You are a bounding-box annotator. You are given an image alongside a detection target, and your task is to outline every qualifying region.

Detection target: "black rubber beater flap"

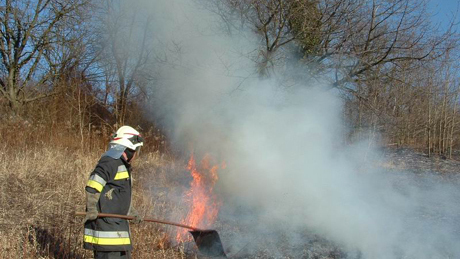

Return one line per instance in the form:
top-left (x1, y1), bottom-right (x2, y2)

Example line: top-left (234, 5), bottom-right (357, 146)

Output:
top-left (189, 230), bottom-right (227, 258)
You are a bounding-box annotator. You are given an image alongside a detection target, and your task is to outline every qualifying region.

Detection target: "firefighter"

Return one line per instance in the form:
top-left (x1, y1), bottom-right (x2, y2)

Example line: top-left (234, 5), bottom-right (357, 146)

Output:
top-left (83, 126), bottom-right (144, 259)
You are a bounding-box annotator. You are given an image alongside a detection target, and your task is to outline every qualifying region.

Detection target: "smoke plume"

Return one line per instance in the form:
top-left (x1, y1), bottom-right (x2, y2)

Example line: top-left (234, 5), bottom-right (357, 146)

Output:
top-left (121, 0), bottom-right (460, 258)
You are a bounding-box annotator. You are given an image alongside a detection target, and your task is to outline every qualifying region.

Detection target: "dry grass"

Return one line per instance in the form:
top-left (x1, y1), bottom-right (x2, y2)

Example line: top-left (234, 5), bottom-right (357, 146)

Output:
top-left (0, 121), bottom-right (197, 258)
top-left (0, 143), bottom-right (95, 258)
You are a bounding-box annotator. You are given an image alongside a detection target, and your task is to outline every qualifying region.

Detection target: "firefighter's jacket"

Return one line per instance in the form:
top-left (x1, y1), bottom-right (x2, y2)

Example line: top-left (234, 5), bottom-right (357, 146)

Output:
top-left (83, 153), bottom-right (133, 252)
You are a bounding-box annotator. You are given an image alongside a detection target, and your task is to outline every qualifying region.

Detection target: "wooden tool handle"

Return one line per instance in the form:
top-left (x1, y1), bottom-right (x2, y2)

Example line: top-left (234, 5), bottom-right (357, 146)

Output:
top-left (75, 212), bottom-right (203, 231)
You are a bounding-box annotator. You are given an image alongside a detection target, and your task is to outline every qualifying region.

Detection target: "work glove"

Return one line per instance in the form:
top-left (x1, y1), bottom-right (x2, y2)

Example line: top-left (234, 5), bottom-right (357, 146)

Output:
top-left (84, 191), bottom-right (100, 223)
top-left (128, 206), bottom-right (143, 224)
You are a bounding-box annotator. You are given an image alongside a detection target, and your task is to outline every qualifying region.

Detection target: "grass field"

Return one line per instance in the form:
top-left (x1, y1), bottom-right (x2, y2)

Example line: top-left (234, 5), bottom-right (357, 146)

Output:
top-left (0, 122), bottom-right (199, 258)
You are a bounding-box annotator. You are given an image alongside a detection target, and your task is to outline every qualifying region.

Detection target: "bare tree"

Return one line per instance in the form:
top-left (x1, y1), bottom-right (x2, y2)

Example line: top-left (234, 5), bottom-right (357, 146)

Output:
top-left (214, 0), bottom-right (460, 153)
top-left (94, 0), bottom-right (154, 126)
top-left (217, 0), bottom-right (322, 75)
top-left (215, 0), bottom-right (455, 82)
top-left (0, 0), bottom-right (90, 115)
top-left (332, 0), bottom-right (454, 90)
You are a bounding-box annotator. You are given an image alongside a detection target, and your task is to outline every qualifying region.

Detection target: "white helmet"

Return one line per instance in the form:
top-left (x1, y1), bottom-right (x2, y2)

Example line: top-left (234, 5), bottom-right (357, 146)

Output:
top-left (110, 126), bottom-right (144, 151)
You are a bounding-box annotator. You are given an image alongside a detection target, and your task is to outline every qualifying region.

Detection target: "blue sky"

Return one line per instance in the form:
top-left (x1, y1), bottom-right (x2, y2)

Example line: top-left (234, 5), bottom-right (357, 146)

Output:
top-left (428, 0), bottom-right (459, 30)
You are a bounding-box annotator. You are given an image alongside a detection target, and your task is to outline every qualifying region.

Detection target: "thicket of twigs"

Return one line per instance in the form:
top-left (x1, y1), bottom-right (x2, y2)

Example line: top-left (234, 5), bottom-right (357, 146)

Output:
top-left (1, 0), bottom-right (459, 158)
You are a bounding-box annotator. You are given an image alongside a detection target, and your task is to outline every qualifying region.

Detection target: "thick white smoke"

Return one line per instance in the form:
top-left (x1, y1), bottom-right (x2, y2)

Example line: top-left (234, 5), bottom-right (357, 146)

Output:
top-left (123, 0), bottom-right (460, 258)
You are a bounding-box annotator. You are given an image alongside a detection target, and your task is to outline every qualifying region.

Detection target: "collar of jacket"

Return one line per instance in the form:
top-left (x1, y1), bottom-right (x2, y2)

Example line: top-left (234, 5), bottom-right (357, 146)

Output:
top-left (102, 144), bottom-right (126, 159)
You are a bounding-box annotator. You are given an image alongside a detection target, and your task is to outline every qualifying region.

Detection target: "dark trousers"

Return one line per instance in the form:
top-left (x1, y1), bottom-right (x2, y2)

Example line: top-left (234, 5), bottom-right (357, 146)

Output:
top-left (94, 251), bottom-right (131, 259)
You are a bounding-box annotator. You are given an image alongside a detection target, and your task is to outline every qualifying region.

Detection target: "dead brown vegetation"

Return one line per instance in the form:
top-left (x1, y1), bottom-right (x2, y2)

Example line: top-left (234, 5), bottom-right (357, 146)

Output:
top-left (0, 120), bottom-right (195, 258)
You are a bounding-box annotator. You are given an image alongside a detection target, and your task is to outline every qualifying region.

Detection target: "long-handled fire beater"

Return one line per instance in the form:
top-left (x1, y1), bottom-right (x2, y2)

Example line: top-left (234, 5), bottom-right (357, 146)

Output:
top-left (76, 212), bottom-right (226, 258)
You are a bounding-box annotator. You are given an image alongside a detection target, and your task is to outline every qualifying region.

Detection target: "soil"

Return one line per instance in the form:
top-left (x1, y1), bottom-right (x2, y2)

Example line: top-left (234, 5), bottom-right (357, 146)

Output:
top-left (381, 147), bottom-right (460, 176)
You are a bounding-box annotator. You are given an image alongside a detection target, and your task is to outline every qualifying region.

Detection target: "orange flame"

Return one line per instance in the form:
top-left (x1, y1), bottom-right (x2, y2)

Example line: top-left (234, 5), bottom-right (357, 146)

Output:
top-left (176, 153), bottom-right (222, 242)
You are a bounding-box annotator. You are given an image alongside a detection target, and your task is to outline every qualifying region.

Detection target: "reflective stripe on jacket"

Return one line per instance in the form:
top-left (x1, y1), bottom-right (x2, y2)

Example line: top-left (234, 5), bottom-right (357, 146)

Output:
top-left (84, 155), bottom-right (133, 251)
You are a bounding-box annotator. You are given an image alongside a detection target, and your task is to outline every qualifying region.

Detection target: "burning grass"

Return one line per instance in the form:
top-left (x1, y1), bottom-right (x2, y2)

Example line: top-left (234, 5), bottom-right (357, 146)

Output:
top-left (176, 153), bottom-right (223, 243)
top-left (0, 121), bottom-right (349, 258)
top-left (0, 140), bottom-right (347, 258)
